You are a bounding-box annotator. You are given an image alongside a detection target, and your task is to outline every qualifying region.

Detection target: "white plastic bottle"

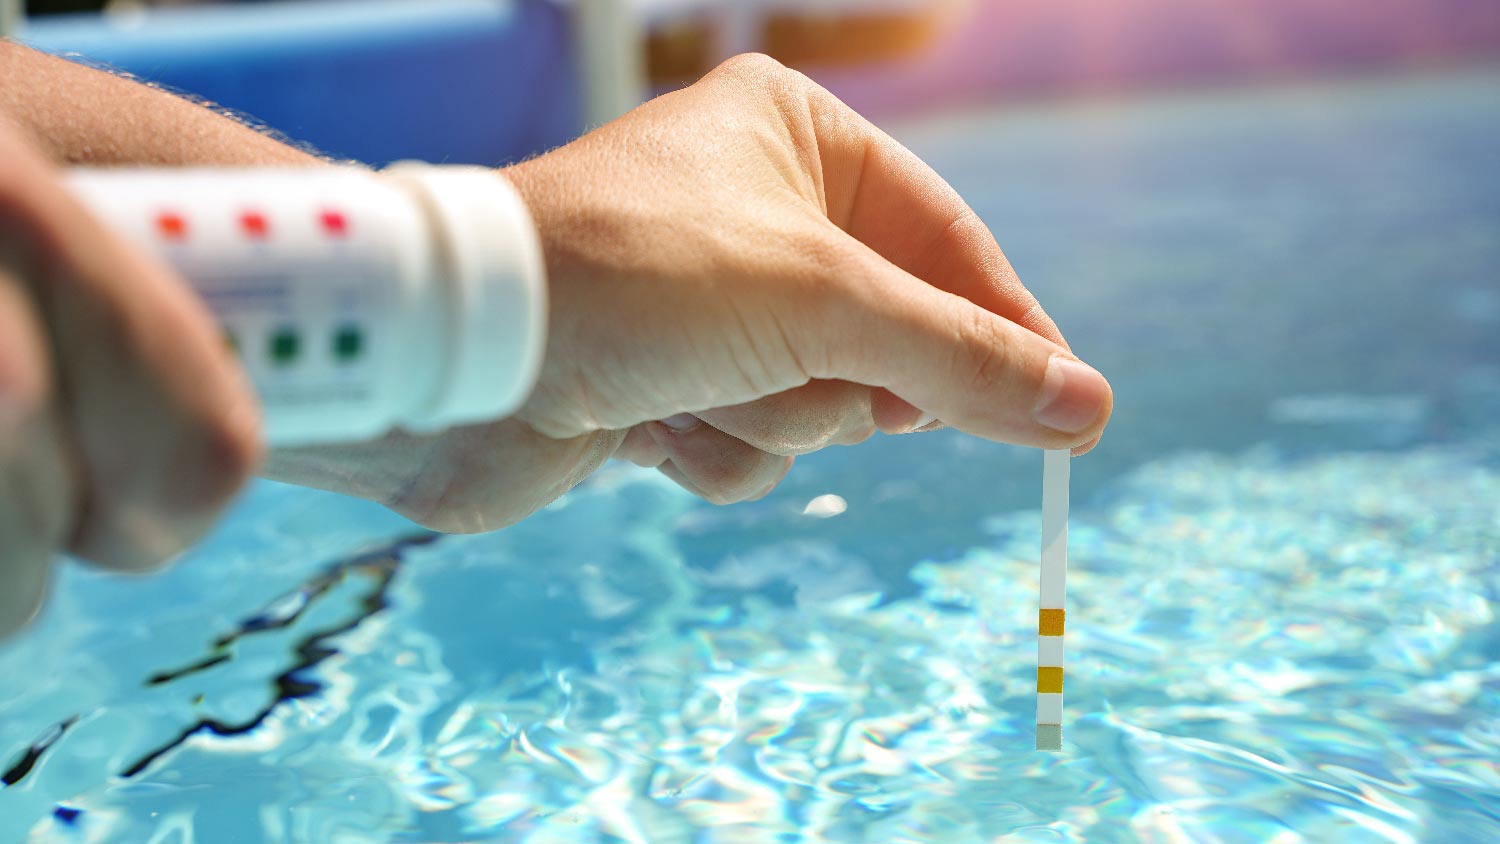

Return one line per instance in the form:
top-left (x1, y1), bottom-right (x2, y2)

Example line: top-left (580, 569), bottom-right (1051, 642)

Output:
top-left (65, 164), bottom-right (547, 447)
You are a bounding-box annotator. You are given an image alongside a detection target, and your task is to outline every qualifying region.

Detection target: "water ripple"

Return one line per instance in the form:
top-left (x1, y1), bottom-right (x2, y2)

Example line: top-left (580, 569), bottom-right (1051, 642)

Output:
top-left (1, 444), bottom-right (1497, 842)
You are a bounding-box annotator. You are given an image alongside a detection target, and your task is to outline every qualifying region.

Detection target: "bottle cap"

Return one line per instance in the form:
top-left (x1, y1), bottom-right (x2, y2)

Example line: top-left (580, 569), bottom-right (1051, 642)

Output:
top-left (382, 163), bottom-right (548, 431)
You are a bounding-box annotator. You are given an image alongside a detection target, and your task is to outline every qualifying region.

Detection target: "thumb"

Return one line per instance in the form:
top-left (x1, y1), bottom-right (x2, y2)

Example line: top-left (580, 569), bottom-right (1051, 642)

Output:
top-left (805, 244), bottom-right (1112, 450)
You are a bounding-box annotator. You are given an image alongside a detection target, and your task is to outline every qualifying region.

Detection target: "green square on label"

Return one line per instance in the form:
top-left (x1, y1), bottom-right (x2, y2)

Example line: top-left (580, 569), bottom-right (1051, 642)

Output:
top-left (270, 327), bottom-right (300, 365)
top-left (333, 325), bottom-right (363, 362)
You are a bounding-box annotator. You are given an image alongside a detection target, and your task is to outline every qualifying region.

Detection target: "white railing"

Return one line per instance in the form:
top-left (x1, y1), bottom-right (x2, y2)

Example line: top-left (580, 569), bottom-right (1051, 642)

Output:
top-left (571, 0), bottom-right (649, 128)
top-left (0, 0), bottom-right (23, 39)
top-left (569, 0), bottom-right (939, 126)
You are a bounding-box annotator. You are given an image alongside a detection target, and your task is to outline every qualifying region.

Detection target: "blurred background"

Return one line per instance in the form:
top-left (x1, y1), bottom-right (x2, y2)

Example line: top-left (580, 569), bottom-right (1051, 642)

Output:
top-left (7, 0), bottom-right (1500, 165)
top-left (4, 5), bottom-right (1500, 841)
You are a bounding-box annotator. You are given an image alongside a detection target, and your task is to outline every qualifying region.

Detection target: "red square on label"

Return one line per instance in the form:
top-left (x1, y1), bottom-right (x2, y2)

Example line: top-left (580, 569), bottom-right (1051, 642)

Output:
top-left (240, 212), bottom-right (270, 239)
top-left (319, 210), bottom-right (348, 237)
top-left (157, 212), bottom-right (187, 240)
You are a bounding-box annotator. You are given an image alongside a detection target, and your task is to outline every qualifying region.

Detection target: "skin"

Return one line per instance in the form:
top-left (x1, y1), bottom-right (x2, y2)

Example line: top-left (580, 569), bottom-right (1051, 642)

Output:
top-left (0, 116), bottom-right (261, 632)
top-left (0, 45), bottom-right (1112, 636)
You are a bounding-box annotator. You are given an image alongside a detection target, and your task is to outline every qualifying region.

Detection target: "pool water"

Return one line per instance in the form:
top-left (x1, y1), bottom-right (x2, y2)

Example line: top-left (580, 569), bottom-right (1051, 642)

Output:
top-left (2, 66), bottom-right (1498, 843)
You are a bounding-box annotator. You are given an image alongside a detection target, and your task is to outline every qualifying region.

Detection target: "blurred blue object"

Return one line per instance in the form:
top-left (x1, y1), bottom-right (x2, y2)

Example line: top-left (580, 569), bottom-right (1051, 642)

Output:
top-left (20, 0), bottom-right (582, 166)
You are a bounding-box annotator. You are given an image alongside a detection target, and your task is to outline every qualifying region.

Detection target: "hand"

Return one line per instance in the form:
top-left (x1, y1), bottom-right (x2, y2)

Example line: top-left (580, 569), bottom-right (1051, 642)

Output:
top-left (0, 116), bottom-right (261, 637)
top-left (513, 52), bottom-right (1111, 445)
top-left (265, 54), bottom-right (1111, 529)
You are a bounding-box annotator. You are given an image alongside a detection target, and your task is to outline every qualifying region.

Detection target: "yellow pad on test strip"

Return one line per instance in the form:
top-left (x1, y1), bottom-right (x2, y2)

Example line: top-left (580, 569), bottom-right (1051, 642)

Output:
top-left (1038, 608), bottom-right (1065, 636)
top-left (1036, 449), bottom-right (1069, 751)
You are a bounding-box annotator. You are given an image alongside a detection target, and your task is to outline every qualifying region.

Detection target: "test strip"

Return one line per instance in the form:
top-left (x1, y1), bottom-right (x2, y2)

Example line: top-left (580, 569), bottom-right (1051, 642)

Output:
top-left (1037, 449), bottom-right (1069, 751)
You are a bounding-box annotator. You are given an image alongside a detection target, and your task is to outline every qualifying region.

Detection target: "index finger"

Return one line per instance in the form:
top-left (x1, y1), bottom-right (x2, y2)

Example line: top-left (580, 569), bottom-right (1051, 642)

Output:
top-left (802, 81), bottom-right (1067, 350)
top-left (791, 232), bottom-right (1112, 452)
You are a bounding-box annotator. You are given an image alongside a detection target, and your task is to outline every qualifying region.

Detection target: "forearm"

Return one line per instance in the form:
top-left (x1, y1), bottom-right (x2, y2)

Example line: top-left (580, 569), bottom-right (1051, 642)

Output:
top-left (0, 40), bottom-right (320, 166)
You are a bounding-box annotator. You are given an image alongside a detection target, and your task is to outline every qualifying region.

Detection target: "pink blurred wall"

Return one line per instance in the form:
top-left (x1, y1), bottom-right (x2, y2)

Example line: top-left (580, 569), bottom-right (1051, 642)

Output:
top-left (812, 0), bottom-right (1500, 115)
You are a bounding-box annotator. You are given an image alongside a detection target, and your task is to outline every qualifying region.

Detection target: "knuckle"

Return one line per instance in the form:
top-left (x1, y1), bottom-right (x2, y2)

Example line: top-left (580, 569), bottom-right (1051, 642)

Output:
top-left (784, 231), bottom-right (863, 379)
top-left (791, 223), bottom-right (850, 281)
top-left (953, 309), bottom-right (1017, 396)
top-left (711, 53), bottom-right (815, 111)
top-left (717, 52), bottom-right (787, 82)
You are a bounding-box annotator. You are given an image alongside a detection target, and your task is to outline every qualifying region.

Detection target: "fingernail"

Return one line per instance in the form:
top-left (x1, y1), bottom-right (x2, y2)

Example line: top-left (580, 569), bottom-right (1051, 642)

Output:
top-left (659, 413), bottom-right (701, 432)
top-left (911, 412), bottom-right (937, 431)
top-left (1033, 356), bottom-right (1109, 434)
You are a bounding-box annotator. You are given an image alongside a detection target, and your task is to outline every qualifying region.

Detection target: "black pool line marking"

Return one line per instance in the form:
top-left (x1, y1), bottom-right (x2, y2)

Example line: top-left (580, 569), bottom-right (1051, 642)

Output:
top-left (1, 716), bottom-right (79, 787)
top-left (121, 533), bottom-right (437, 778)
top-left (0, 533), bottom-right (437, 787)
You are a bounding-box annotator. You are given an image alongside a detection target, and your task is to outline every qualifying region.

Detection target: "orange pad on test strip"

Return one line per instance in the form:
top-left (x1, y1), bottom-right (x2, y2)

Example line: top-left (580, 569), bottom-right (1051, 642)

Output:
top-left (1038, 608), bottom-right (1065, 636)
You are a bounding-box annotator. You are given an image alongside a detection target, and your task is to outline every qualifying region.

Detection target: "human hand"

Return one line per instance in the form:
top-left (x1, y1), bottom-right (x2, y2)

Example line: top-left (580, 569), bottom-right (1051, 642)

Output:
top-left (511, 53), bottom-right (1111, 450)
top-left (265, 54), bottom-right (1111, 529)
top-left (0, 117), bottom-right (261, 637)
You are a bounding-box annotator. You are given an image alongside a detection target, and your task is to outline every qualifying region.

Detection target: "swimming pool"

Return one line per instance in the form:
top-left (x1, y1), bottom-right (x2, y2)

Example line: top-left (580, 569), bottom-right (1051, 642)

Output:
top-left (2, 65), bottom-right (1497, 842)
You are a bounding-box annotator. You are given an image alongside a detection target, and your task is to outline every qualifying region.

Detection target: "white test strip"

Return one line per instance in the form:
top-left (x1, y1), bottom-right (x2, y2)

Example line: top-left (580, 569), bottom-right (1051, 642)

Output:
top-left (1036, 448), bottom-right (1069, 751)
